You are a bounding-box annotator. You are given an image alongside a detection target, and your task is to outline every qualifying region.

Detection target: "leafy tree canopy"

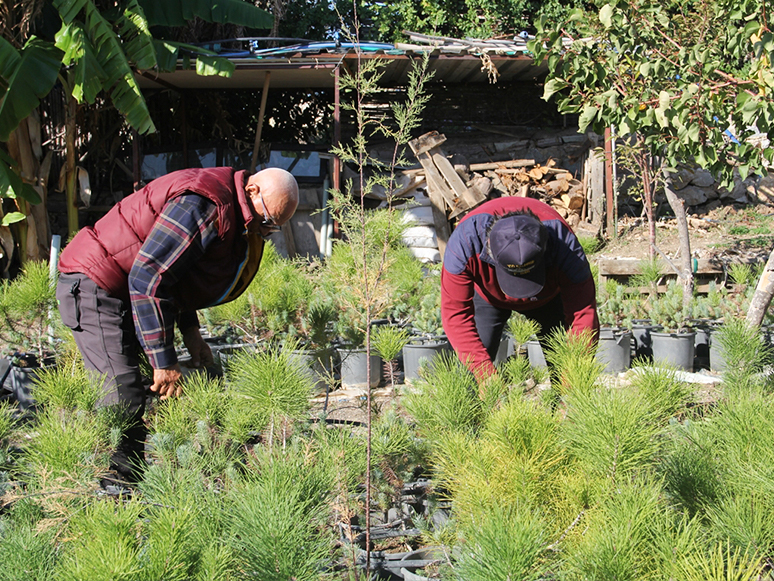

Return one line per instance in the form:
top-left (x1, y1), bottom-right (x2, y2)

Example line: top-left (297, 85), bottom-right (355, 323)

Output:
top-left (529, 0), bottom-right (774, 187)
top-left (367, 0), bottom-right (582, 42)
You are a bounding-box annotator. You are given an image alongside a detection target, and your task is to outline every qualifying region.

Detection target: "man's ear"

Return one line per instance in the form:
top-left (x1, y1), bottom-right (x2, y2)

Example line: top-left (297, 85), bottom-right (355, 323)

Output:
top-left (245, 182), bottom-right (258, 195)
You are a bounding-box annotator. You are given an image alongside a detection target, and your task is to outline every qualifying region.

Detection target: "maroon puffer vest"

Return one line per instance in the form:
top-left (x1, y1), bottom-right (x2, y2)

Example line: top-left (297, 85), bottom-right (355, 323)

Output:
top-left (59, 167), bottom-right (255, 311)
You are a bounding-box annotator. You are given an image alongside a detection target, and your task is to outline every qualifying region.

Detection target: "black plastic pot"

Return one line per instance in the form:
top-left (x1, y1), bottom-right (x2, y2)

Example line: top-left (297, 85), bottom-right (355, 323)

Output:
top-left (338, 348), bottom-right (381, 389)
top-left (402, 338), bottom-right (452, 382)
top-left (596, 327), bottom-right (632, 373)
top-left (651, 331), bottom-right (696, 371)
top-left (631, 320), bottom-right (661, 359)
top-left (289, 347), bottom-right (335, 394)
top-left (0, 354), bottom-right (50, 412)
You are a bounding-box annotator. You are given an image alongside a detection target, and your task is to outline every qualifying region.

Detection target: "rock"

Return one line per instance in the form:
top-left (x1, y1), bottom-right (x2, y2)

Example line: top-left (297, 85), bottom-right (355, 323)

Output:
top-left (671, 167), bottom-right (696, 190)
top-left (752, 175), bottom-right (774, 205)
top-left (691, 169), bottom-right (715, 188)
top-left (677, 185), bottom-right (709, 206)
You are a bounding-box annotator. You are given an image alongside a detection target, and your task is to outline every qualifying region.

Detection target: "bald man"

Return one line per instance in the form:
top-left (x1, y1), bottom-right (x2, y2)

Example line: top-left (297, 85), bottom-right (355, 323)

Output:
top-left (57, 167), bottom-right (299, 485)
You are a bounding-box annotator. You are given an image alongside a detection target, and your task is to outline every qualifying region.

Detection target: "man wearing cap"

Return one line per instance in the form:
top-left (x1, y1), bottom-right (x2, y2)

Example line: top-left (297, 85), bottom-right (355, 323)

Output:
top-left (441, 196), bottom-right (598, 380)
top-left (56, 166), bottom-right (299, 485)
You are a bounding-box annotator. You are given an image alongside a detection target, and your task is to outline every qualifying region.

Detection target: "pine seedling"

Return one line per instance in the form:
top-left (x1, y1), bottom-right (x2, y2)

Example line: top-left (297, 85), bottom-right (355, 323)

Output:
top-left (403, 351), bottom-right (484, 439)
top-left (728, 262), bottom-right (756, 288)
top-left (55, 499), bottom-right (144, 581)
top-left (507, 314), bottom-right (541, 354)
top-left (678, 541), bottom-right (764, 581)
top-left (0, 400), bottom-right (17, 443)
top-left (226, 341), bottom-right (313, 447)
top-left (228, 449), bottom-right (335, 581)
top-left (25, 406), bottom-right (111, 487)
top-left (648, 509), bottom-right (706, 580)
top-left (498, 353), bottom-right (532, 390)
top-left (713, 318), bottom-right (769, 392)
top-left (628, 362), bottom-right (691, 422)
top-left (371, 325), bottom-right (410, 389)
top-left (454, 503), bottom-right (548, 581)
top-left (0, 519), bottom-right (58, 581)
top-left (561, 387), bottom-right (660, 484)
top-left (630, 258), bottom-right (664, 301)
top-left (563, 476), bottom-right (663, 580)
top-left (660, 423), bottom-right (722, 517)
top-left (483, 397), bottom-right (561, 466)
top-left (30, 352), bottom-right (103, 411)
top-left (544, 328), bottom-right (602, 397)
top-left (707, 491), bottom-right (774, 558)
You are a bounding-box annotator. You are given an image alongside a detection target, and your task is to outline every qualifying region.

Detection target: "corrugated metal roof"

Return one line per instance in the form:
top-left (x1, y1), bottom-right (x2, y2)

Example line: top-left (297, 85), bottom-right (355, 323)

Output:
top-left (136, 37), bottom-right (548, 91)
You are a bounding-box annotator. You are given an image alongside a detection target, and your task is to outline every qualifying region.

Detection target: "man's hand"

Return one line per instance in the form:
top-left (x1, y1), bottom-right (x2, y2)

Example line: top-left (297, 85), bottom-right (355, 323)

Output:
top-left (150, 364), bottom-right (183, 400)
top-left (181, 327), bottom-right (214, 368)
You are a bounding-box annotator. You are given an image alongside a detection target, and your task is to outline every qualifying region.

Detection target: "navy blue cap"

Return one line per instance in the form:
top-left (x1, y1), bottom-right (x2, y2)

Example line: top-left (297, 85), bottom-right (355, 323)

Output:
top-left (488, 214), bottom-right (548, 299)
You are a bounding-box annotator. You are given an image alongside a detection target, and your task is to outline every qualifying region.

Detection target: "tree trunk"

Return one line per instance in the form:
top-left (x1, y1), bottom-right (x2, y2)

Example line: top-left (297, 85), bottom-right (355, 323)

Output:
top-left (7, 120), bottom-right (43, 262)
top-left (65, 95), bottom-right (79, 236)
top-left (662, 163), bottom-right (693, 309)
top-left (746, 248), bottom-right (774, 327)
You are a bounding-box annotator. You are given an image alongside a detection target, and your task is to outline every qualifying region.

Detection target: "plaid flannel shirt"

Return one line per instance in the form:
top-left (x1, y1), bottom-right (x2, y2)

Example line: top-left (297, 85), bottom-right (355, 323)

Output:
top-left (128, 194), bottom-right (219, 369)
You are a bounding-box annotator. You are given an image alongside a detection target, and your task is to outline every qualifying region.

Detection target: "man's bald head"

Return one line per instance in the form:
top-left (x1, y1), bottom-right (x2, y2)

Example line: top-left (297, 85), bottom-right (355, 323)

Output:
top-left (245, 168), bottom-right (299, 231)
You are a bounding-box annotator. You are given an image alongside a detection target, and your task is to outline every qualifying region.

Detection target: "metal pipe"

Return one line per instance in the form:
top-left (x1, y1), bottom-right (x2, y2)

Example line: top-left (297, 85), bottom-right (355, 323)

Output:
top-left (320, 176), bottom-right (330, 259)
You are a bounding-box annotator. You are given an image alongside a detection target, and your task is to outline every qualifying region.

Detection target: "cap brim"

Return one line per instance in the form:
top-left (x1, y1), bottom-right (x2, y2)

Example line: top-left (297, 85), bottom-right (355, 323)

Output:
top-left (495, 260), bottom-right (546, 299)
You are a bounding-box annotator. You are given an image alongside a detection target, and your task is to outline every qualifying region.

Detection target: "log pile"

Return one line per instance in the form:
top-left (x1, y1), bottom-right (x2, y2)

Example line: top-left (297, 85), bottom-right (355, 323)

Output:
top-left (403, 132), bottom-right (586, 233)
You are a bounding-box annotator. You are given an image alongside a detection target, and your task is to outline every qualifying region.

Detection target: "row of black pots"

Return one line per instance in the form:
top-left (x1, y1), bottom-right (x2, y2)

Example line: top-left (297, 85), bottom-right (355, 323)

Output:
top-left (597, 321), bottom-right (733, 374)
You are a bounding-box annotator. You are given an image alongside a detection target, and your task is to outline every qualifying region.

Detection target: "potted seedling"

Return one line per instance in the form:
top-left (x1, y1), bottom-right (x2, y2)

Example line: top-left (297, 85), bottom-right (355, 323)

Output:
top-left (595, 279), bottom-right (634, 373)
top-left (649, 280), bottom-right (695, 371)
top-left (402, 270), bottom-right (453, 382)
top-left (0, 261), bottom-right (59, 411)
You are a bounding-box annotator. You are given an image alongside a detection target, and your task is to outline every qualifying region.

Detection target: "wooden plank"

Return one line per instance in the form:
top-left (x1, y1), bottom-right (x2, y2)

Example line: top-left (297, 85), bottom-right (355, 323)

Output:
top-left (469, 159), bottom-right (535, 171)
top-left (430, 149), bottom-right (484, 209)
top-left (416, 151), bottom-right (457, 209)
top-left (597, 257), bottom-right (723, 276)
top-left (408, 131), bottom-right (447, 156)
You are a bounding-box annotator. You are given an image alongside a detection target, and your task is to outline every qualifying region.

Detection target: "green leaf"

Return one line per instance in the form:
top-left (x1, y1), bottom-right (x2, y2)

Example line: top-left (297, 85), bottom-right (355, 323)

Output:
top-left (81, 0), bottom-right (155, 134)
top-left (137, 0), bottom-right (272, 29)
top-left (0, 37), bottom-right (62, 142)
top-left (52, 0), bottom-right (88, 24)
top-left (599, 4), bottom-right (614, 29)
top-left (195, 55), bottom-right (234, 77)
top-left (658, 90), bottom-right (671, 111)
top-left (0, 155), bottom-right (22, 198)
top-left (118, 0), bottom-right (157, 71)
top-left (687, 124), bottom-right (700, 142)
top-left (55, 22), bottom-right (106, 103)
top-left (1, 212), bottom-right (26, 226)
top-left (543, 78), bottom-right (565, 100)
top-left (20, 183), bottom-right (42, 204)
top-left (153, 40), bottom-right (179, 72)
top-left (578, 104), bottom-right (598, 132)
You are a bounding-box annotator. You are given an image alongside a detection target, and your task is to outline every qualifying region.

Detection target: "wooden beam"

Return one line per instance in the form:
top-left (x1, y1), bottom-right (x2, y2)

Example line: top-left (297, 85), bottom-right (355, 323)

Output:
top-left (250, 71), bottom-right (271, 174)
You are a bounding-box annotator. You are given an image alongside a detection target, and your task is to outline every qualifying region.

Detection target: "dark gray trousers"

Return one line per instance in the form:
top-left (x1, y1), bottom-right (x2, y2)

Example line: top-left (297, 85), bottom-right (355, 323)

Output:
top-left (56, 272), bottom-right (147, 483)
top-left (473, 291), bottom-right (566, 362)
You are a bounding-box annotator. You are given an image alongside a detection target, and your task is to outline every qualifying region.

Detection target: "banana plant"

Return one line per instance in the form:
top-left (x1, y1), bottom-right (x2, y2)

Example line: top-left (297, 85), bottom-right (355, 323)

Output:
top-left (0, 0), bottom-right (272, 256)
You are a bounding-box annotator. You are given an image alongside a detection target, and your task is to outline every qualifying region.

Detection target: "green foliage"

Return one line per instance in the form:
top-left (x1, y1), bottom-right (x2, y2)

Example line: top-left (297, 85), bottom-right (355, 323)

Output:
top-left (24, 406), bottom-right (111, 487)
top-left (370, 0), bottom-right (581, 43)
top-left (562, 386), bottom-right (661, 483)
top-left (661, 421), bottom-right (723, 516)
top-left (455, 503), bottom-right (547, 581)
top-left (563, 477), bottom-right (664, 580)
top-left (56, 499), bottom-right (144, 581)
top-left (228, 449), bottom-right (334, 581)
top-left (544, 328), bottom-right (602, 396)
top-left (0, 260), bottom-right (56, 354)
top-left (628, 363), bottom-right (691, 422)
top-left (506, 313), bottom-right (541, 348)
top-left (597, 279), bottom-right (634, 328)
top-left (714, 318), bottom-right (770, 390)
top-left (404, 352), bottom-right (484, 439)
top-left (530, 0), bottom-right (774, 188)
top-left (0, 520), bottom-right (58, 581)
top-left (649, 280), bottom-right (693, 332)
top-left (678, 541), bottom-right (764, 581)
top-left (225, 342), bottom-right (313, 445)
top-left (30, 352), bottom-right (102, 411)
top-left (371, 325), bottom-right (410, 362)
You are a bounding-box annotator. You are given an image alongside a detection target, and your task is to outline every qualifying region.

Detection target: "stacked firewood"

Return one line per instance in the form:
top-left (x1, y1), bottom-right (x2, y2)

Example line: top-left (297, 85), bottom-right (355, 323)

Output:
top-left (477, 158), bottom-right (585, 228)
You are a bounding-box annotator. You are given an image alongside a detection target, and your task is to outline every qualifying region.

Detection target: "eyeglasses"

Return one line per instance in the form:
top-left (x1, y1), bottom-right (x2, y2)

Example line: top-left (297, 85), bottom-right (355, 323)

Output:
top-left (258, 191), bottom-right (281, 232)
